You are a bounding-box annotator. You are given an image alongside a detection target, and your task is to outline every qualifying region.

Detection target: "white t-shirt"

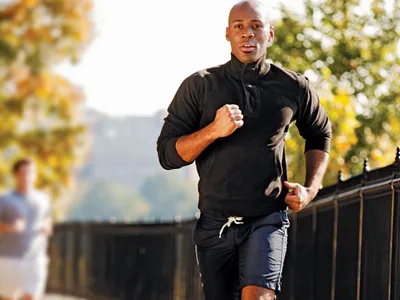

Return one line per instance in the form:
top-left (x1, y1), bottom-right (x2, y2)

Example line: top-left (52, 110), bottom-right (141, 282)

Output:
top-left (0, 189), bottom-right (51, 259)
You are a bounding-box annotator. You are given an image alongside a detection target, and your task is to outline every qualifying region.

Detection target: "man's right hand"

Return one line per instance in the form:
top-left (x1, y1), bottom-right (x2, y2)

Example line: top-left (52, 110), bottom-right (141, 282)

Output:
top-left (212, 104), bottom-right (244, 138)
top-left (13, 219), bottom-right (26, 233)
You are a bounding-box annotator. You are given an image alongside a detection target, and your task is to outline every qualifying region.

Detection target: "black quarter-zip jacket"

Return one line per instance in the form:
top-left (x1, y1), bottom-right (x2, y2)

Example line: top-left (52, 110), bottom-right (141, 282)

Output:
top-left (157, 54), bottom-right (332, 216)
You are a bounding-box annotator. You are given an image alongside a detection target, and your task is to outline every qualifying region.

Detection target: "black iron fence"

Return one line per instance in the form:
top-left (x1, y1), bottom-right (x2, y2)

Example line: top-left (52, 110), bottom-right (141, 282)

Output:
top-left (47, 220), bottom-right (202, 300)
top-left (47, 149), bottom-right (400, 300)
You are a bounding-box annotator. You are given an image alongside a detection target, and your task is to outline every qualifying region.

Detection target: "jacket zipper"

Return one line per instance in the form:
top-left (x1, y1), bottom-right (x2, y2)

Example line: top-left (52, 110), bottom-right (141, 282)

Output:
top-left (240, 66), bottom-right (249, 114)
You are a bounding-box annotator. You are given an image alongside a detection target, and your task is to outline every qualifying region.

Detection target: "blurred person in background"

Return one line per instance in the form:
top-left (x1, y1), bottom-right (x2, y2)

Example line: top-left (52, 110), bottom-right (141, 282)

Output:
top-left (0, 158), bottom-right (52, 300)
top-left (157, 0), bottom-right (331, 299)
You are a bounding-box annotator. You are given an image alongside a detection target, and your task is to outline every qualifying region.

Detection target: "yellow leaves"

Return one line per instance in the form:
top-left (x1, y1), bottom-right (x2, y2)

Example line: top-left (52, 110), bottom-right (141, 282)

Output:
top-left (328, 93), bottom-right (359, 162)
top-left (0, 0), bottom-right (93, 70)
top-left (287, 35), bottom-right (295, 44)
top-left (372, 5), bottom-right (385, 16)
top-left (29, 71), bottom-right (83, 121)
top-left (321, 67), bottom-right (331, 80)
top-left (285, 135), bottom-right (298, 151)
top-left (47, 155), bottom-right (58, 167)
top-left (1, 63), bottom-right (33, 98)
top-left (21, 0), bottom-right (37, 8)
top-left (61, 175), bottom-right (71, 188)
top-left (387, 115), bottom-right (400, 134)
top-left (82, 0), bottom-right (93, 12)
top-left (286, 91), bottom-right (360, 187)
top-left (34, 76), bottom-right (51, 99)
top-left (370, 148), bottom-right (385, 164)
top-left (0, 1), bottom-right (92, 214)
top-left (272, 0), bottom-right (400, 183)
top-left (3, 31), bottom-right (19, 47)
top-left (13, 4), bottom-right (26, 23)
top-left (74, 19), bottom-right (92, 42)
top-left (361, 48), bottom-right (372, 61)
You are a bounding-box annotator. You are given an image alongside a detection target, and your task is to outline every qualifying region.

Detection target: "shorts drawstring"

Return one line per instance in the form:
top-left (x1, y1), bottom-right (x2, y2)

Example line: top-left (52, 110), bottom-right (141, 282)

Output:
top-left (219, 216), bottom-right (243, 238)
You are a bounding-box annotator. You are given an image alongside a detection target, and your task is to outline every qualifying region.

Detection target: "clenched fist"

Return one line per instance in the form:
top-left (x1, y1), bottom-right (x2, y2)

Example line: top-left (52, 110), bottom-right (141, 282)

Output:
top-left (283, 181), bottom-right (315, 212)
top-left (13, 219), bottom-right (26, 233)
top-left (212, 104), bottom-right (244, 138)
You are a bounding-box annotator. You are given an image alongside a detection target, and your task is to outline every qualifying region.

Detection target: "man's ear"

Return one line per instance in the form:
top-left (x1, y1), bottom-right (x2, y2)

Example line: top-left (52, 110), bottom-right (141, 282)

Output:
top-left (225, 27), bottom-right (230, 41)
top-left (269, 25), bottom-right (275, 41)
top-left (267, 25), bottom-right (275, 46)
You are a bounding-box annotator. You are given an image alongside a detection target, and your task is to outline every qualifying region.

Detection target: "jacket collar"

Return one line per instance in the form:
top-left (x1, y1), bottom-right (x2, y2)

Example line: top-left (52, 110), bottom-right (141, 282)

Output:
top-left (226, 53), bottom-right (270, 79)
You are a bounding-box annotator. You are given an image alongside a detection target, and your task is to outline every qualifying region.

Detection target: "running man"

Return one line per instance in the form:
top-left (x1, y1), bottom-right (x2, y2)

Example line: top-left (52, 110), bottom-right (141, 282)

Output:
top-left (0, 158), bottom-right (52, 300)
top-left (157, 1), bottom-right (332, 299)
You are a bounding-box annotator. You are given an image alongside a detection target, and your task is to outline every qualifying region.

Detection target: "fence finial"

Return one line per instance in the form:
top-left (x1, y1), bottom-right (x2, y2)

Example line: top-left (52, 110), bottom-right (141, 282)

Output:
top-left (363, 158), bottom-right (370, 172)
top-left (338, 170), bottom-right (343, 182)
top-left (174, 215), bottom-right (182, 223)
top-left (396, 147), bottom-right (400, 163)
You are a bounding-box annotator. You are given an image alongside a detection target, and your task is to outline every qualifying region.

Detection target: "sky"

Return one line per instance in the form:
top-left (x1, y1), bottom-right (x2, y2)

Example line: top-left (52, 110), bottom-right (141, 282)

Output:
top-left (56, 0), bottom-right (304, 117)
top-left (55, 0), bottom-right (392, 117)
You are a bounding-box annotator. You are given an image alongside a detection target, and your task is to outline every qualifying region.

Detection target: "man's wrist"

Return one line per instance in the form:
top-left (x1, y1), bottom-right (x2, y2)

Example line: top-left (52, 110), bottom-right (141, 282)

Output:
top-left (305, 185), bottom-right (319, 200)
top-left (1, 224), bottom-right (17, 233)
top-left (1, 224), bottom-right (12, 233)
top-left (205, 122), bottom-right (220, 141)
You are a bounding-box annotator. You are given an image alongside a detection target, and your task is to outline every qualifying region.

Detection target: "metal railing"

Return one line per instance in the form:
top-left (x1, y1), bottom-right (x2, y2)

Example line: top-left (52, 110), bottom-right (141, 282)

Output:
top-left (47, 148), bottom-right (400, 300)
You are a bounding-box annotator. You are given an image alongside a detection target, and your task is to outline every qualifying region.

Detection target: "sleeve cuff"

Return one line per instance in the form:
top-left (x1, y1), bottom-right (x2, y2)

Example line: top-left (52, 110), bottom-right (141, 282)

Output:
top-left (164, 137), bottom-right (191, 169)
top-left (305, 136), bottom-right (331, 154)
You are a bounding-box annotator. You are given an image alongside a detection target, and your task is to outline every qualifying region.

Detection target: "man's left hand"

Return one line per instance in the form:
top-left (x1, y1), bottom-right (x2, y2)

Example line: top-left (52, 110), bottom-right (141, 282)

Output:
top-left (39, 218), bottom-right (53, 236)
top-left (283, 181), bottom-right (317, 212)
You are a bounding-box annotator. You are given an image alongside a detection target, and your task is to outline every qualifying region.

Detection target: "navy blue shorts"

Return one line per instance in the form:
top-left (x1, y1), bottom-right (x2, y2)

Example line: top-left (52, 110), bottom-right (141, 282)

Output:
top-left (193, 210), bottom-right (290, 300)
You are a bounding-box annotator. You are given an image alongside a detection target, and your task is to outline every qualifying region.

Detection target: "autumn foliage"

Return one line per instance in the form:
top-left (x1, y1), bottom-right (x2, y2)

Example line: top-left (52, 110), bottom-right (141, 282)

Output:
top-left (0, 0), bottom-right (93, 207)
top-left (268, 0), bottom-right (400, 186)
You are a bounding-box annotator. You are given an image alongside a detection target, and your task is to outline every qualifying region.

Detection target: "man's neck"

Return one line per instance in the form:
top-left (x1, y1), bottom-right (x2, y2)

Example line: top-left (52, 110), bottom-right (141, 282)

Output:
top-left (16, 186), bottom-right (33, 196)
top-left (230, 53), bottom-right (270, 75)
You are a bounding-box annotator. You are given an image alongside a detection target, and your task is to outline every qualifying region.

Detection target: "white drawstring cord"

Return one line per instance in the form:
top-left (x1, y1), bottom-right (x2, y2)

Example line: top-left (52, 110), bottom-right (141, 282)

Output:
top-left (218, 216), bottom-right (244, 238)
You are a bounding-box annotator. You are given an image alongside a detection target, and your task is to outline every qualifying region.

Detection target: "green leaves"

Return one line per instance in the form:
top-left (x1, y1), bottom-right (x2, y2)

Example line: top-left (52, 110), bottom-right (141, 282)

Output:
top-left (0, 39), bottom-right (16, 59)
top-left (269, 0), bottom-right (400, 186)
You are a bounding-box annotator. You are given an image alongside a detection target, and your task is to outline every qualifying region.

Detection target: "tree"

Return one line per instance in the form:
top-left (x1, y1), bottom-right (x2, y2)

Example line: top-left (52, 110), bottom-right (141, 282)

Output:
top-left (67, 180), bottom-right (150, 222)
top-left (267, 0), bottom-right (400, 185)
top-left (0, 0), bottom-right (93, 210)
top-left (284, 92), bottom-right (359, 187)
top-left (140, 174), bottom-right (198, 220)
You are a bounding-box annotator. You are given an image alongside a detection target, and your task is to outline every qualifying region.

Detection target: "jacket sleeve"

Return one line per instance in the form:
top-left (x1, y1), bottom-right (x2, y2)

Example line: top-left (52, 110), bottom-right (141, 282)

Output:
top-left (156, 74), bottom-right (203, 170)
top-left (295, 76), bottom-right (332, 153)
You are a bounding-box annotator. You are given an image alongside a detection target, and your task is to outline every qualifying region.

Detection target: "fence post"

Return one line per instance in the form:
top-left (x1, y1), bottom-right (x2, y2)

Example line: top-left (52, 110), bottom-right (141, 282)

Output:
top-left (173, 217), bottom-right (186, 300)
top-left (79, 223), bottom-right (90, 298)
top-left (391, 147), bottom-right (400, 299)
top-left (64, 225), bottom-right (72, 294)
top-left (288, 211), bottom-right (297, 300)
top-left (330, 170), bottom-right (342, 300)
top-left (356, 158), bottom-right (369, 300)
top-left (387, 152), bottom-right (398, 300)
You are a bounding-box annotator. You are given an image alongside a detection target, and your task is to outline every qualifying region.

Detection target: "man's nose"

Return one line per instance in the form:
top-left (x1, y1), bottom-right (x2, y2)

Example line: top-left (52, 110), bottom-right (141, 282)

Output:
top-left (242, 28), bottom-right (255, 38)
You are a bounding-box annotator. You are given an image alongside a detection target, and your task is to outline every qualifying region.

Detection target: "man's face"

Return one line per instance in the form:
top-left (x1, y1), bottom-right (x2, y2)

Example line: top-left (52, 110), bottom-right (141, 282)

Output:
top-left (226, 2), bottom-right (274, 64)
top-left (15, 163), bottom-right (37, 188)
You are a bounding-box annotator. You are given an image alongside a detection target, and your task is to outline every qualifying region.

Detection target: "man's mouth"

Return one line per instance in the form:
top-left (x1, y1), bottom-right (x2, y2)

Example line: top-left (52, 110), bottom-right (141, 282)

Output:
top-left (240, 43), bottom-right (256, 53)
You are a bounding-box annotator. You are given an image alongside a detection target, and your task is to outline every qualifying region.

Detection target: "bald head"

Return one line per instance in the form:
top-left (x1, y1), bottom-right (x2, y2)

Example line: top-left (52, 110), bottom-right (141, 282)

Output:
top-left (228, 0), bottom-right (270, 26)
top-left (225, 0), bottom-right (274, 64)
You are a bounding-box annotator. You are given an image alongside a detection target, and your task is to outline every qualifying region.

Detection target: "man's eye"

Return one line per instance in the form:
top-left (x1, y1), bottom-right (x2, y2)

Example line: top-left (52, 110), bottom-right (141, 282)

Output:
top-left (253, 24), bottom-right (262, 29)
top-left (234, 25), bottom-right (242, 29)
